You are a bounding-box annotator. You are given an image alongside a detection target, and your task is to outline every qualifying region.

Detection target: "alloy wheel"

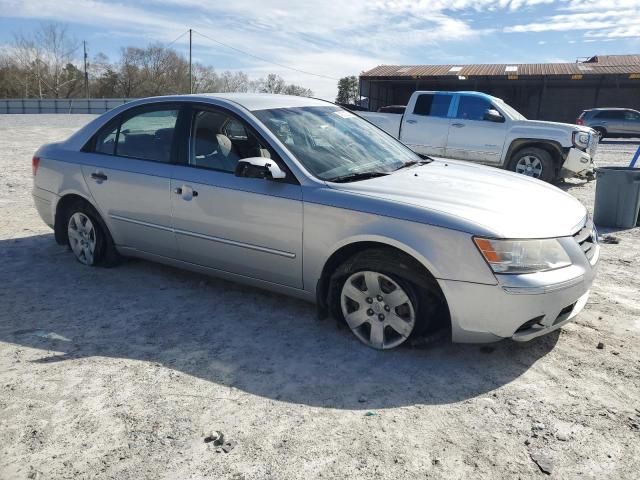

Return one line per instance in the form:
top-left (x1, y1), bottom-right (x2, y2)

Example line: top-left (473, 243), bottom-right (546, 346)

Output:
top-left (340, 271), bottom-right (416, 349)
top-left (515, 155), bottom-right (543, 178)
top-left (67, 212), bottom-right (97, 265)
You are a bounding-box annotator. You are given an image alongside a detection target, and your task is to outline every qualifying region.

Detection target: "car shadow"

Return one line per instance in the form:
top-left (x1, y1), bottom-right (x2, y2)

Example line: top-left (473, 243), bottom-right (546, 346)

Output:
top-left (0, 233), bottom-right (560, 410)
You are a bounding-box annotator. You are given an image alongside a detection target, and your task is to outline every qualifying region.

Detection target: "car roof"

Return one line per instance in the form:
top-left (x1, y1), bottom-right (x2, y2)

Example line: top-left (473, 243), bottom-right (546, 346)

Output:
top-left (184, 93), bottom-right (332, 111)
top-left (585, 107), bottom-right (634, 111)
top-left (414, 90), bottom-right (499, 101)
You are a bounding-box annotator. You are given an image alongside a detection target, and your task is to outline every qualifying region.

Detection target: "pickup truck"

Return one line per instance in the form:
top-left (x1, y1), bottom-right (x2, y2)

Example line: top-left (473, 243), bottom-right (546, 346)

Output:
top-left (360, 91), bottom-right (597, 182)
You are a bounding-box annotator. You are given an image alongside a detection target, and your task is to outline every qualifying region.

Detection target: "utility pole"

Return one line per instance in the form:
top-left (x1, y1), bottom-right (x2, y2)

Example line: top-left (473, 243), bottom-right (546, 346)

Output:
top-left (189, 28), bottom-right (193, 94)
top-left (83, 41), bottom-right (89, 98)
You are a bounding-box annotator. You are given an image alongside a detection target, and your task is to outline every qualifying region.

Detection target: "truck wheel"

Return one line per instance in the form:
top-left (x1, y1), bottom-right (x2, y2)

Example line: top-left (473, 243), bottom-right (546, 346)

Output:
top-left (508, 147), bottom-right (556, 182)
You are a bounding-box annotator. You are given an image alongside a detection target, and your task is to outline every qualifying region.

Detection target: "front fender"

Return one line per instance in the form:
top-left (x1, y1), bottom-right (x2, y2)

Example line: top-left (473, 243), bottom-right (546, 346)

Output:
top-left (302, 201), bottom-right (497, 296)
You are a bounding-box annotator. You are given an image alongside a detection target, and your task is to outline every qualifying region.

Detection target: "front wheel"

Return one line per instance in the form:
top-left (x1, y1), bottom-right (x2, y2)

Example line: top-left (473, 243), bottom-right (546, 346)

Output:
top-left (507, 147), bottom-right (556, 183)
top-left (329, 249), bottom-right (442, 350)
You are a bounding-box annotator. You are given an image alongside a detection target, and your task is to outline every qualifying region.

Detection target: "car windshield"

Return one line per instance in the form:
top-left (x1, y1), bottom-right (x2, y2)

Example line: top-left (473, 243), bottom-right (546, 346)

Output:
top-left (495, 99), bottom-right (527, 120)
top-left (253, 106), bottom-right (421, 181)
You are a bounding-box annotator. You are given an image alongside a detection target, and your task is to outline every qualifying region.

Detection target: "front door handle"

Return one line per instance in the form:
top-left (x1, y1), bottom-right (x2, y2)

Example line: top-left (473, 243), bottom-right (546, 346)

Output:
top-left (91, 171), bottom-right (108, 181)
top-left (451, 123), bottom-right (465, 128)
top-left (405, 119), bottom-right (417, 124)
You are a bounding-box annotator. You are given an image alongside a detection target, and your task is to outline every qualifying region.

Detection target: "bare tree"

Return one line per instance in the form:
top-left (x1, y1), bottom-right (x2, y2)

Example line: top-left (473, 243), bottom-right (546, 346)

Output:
top-left (2, 23), bottom-right (314, 99)
top-left (11, 23), bottom-right (80, 98)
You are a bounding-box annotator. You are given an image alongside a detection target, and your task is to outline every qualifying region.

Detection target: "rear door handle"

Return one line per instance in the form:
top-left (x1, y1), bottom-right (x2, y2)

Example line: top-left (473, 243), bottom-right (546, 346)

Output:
top-left (175, 185), bottom-right (198, 199)
top-left (451, 123), bottom-right (465, 128)
top-left (91, 172), bottom-right (108, 181)
top-left (405, 119), bottom-right (417, 124)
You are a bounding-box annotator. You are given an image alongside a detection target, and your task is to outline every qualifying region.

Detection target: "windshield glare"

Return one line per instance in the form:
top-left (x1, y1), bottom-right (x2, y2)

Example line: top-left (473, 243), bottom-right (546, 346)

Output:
top-left (253, 106), bottom-right (420, 181)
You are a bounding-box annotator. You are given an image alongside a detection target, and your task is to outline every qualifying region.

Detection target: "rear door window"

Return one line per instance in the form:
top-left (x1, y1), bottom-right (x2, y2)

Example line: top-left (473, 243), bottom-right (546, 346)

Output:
top-left (88, 106), bottom-right (179, 163)
top-left (118, 110), bottom-right (179, 163)
top-left (456, 96), bottom-right (493, 121)
top-left (413, 94), bottom-right (452, 117)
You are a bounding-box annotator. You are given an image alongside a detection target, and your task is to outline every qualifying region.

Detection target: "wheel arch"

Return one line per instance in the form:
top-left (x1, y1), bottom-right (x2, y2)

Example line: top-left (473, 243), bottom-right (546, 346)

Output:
top-left (53, 192), bottom-right (101, 245)
top-left (506, 139), bottom-right (565, 170)
top-left (315, 238), bottom-right (450, 329)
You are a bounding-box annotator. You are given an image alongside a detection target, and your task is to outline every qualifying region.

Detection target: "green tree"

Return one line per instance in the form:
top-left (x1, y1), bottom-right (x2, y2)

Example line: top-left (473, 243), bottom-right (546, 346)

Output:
top-left (335, 75), bottom-right (359, 104)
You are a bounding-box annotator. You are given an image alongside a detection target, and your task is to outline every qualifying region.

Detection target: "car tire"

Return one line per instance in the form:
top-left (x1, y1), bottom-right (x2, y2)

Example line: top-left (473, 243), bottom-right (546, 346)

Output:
top-left (64, 200), bottom-right (121, 267)
top-left (593, 127), bottom-right (606, 139)
top-left (328, 248), bottom-right (442, 350)
top-left (507, 147), bottom-right (556, 183)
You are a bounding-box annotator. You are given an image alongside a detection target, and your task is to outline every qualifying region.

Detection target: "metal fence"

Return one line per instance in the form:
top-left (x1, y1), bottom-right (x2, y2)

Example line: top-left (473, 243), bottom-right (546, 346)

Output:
top-left (0, 98), bottom-right (137, 114)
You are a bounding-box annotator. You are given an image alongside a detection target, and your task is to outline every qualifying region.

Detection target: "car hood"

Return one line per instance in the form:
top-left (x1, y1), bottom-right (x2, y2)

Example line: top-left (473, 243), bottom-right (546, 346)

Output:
top-left (328, 160), bottom-right (587, 238)
top-left (512, 119), bottom-right (592, 133)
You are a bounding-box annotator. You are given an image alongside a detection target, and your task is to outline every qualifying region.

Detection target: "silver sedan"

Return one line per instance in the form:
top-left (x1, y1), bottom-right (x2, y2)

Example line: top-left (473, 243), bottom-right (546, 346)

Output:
top-left (32, 94), bottom-right (599, 349)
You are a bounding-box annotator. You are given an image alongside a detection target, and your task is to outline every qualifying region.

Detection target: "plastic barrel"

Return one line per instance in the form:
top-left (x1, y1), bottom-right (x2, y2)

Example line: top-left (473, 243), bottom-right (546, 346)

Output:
top-left (593, 167), bottom-right (640, 228)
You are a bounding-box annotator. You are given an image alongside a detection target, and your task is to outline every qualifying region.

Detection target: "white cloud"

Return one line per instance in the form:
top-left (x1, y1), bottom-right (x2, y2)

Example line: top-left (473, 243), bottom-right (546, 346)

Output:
top-left (1, 0), bottom-right (638, 100)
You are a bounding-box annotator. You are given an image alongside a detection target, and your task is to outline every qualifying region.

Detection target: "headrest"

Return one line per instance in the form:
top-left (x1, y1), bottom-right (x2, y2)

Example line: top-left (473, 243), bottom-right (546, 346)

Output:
top-left (216, 134), bottom-right (233, 157)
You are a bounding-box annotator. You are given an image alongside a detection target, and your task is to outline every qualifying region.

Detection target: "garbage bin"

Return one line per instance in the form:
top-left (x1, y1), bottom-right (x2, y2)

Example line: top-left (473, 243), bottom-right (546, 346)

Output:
top-left (593, 167), bottom-right (640, 228)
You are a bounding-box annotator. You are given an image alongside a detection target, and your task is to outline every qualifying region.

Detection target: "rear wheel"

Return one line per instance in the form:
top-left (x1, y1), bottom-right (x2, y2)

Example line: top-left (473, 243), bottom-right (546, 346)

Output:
top-left (329, 249), bottom-right (442, 350)
top-left (508, 147), bottom-right (556, 183)
top-left (63, 201), bottom-right (120, 267)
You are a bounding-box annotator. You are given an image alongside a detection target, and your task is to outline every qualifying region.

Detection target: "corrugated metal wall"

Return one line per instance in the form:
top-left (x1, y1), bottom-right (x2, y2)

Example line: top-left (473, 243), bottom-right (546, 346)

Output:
top-left (361, 77), bottom-right (640, 123)
top-left (0, 98), bottom-right (136, 114)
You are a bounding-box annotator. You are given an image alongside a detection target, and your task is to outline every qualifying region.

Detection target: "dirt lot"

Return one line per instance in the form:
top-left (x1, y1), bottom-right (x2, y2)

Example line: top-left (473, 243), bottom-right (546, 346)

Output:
top-left (0, 114), bottom-right (639, 480)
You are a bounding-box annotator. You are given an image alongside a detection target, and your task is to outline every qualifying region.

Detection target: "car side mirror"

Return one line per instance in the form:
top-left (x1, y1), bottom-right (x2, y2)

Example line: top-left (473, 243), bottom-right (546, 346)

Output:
top-left (484, 109), bottom-right (505, 123)
top-left (235, 157), bottom-right (286, 180)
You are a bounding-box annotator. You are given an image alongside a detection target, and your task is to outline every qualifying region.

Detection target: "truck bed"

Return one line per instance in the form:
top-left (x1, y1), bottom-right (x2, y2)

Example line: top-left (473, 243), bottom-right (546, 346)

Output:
top-left (359, 111), bottom-right (402, 137)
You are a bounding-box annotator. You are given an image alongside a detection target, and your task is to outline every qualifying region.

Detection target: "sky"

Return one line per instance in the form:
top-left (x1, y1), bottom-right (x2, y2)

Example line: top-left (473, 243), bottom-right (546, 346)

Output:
top-left (0, 0), bottom-right (639, 100)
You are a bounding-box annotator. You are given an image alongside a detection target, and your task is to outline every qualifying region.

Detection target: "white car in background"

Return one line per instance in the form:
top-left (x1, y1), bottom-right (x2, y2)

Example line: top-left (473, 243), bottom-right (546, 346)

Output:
top-left (360, 91), bottom-right (598, 183)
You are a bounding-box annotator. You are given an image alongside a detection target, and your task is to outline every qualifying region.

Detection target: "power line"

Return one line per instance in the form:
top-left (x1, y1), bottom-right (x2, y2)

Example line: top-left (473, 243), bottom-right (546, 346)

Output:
top-left (192, 29), bottom-right (339, 81)
top-left (165, 30), bottom-right (190, 50)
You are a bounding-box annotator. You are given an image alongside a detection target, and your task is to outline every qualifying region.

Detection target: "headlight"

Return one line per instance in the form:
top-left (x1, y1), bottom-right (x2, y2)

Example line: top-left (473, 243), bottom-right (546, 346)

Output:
top-left (572, 131), bottom-right (590, 150)
top-left (473, 237), bottom-right (572, 274)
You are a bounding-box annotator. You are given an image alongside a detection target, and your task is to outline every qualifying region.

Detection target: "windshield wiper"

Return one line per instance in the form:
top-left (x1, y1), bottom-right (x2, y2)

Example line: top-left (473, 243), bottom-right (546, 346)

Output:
top-left (394, 157), bottom-right (433, 171)
top-left (328, 171), bottom-right (389, 183)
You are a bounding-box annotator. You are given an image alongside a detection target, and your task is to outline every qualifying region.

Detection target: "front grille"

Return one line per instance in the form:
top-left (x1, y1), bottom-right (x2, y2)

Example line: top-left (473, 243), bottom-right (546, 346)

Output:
top-left (573, 218), bottom-right (597, 262)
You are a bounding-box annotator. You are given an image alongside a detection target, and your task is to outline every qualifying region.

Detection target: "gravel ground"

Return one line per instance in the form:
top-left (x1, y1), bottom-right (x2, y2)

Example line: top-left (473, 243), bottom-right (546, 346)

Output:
top-left (0, 114), bottom-right (639, 480)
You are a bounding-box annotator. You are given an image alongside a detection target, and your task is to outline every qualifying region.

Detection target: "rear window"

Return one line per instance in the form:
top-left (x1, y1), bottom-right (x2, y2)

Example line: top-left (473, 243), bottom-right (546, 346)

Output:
top-left (413, 94), bottom-right (452, 117)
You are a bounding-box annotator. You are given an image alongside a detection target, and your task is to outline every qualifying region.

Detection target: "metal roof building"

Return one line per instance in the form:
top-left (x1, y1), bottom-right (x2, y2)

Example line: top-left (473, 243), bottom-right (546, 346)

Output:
top-left (360, 54), bottom-right (640, 122)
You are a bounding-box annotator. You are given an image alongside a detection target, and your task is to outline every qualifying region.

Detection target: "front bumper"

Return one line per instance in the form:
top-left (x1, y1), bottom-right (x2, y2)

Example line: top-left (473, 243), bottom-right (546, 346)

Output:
top-left (439, 223), bottom-right (599, 343)
top-left (561, 147), bottom-right (596, 179)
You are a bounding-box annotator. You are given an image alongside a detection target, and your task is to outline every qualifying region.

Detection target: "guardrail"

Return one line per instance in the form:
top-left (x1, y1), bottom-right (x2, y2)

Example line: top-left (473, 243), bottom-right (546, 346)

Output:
top-left (0, 98), bottom-right (137, 114)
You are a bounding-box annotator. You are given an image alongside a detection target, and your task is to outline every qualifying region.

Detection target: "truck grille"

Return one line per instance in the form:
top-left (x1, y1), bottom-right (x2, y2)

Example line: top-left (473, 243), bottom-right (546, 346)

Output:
top-left (573, 218), bottom-right (597, 262)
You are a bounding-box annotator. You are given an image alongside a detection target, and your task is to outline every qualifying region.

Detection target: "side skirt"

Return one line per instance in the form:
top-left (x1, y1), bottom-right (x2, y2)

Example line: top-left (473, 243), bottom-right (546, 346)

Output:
top-left (116, 246), bottom-right (316, 303)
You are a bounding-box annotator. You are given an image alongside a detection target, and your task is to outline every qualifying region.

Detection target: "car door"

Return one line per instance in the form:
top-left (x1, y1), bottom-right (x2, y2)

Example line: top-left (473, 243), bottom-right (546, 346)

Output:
top-left (81, 104), bottom-right (182, 258)
top-left (399, 93), bottom-right (453, 157)
top-left (596, 110), bottom-right (626, 135)
top-left (170, 105), bottom-right (303, 288)
top-left (445, 95), bottom-right (508, 165)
